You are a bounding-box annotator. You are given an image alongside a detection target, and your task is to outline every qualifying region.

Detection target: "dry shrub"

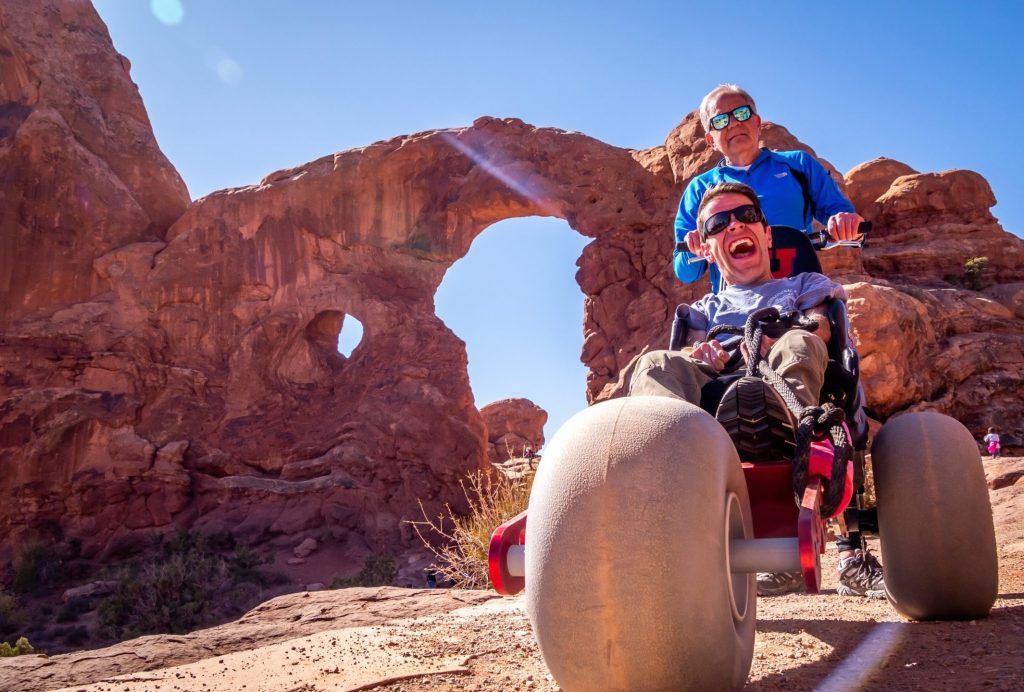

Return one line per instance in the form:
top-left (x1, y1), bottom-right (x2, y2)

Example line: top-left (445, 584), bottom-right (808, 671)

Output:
top-left (410, 466), bottom-right (533, 589)
top-left (331, 555), bottom-right (396, 588)
top-left (0, 636), bottom-right (33, 657)
top-left (0, 589), bottom-right (23, 638)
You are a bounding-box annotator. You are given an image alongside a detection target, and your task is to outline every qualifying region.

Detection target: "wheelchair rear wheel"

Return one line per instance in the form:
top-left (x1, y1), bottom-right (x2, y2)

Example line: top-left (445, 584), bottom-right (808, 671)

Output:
top-left (872, 411), bottom-right (998, 620)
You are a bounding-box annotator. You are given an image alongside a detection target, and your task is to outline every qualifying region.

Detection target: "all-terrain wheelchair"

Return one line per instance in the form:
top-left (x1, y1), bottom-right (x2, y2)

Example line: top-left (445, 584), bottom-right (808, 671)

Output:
top-left (487, 227), bottom-right (998, 691)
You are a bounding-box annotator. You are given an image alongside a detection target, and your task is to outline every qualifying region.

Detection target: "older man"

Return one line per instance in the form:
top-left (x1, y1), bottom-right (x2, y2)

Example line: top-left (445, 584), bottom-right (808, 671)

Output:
top-left (674, 84), bottom-right (863, 292)
top-left (630, 181), bottom-right (885, 598)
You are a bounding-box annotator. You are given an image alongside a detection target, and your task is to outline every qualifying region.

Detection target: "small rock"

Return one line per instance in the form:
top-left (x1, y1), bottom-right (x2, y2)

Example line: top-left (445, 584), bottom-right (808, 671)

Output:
top-left (287, 557), bottom-right (306, 566)
top-left (62, 580), bottom-right (118, 602)
top-left (293, 537), bottom-right (319, 558)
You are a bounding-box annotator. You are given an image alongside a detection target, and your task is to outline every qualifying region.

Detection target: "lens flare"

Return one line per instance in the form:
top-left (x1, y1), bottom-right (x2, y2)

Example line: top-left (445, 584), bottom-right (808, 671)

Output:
top-left (815, 622), bottom-right (906, 691)
top-left (204, 47), bottom-right (244, 85)
top-left (150, 0), bottom-right (184, 26)
top-left (440, 131), bottom-right (557, 216)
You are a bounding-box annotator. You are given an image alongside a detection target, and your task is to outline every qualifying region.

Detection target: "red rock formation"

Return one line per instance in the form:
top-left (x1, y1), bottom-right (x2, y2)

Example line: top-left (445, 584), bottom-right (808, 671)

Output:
top-left (0, 1), bottom-right (189, 328)
top-left (2, 1), bottom-right (1024, 572)
top-left (480, 398), bottom-right (546, 463)
top-left (844, 157), bottom-right (919, 212)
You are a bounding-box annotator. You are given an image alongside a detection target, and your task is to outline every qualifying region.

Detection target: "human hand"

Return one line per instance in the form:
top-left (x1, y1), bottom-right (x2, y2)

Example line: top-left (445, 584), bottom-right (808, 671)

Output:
top-left (740, 335), bottom-right (778, 364)
top-left (826, 212), bottom-right (864, 242)
top-left (691, 339), bottom-right (730, 372)
top-left (685, 229), bottom-right (703, 256)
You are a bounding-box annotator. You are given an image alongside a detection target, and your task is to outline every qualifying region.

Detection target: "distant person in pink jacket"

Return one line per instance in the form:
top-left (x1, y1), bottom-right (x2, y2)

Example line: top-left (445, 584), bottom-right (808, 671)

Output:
top-left (984, 427), bottom-right (1001, 458)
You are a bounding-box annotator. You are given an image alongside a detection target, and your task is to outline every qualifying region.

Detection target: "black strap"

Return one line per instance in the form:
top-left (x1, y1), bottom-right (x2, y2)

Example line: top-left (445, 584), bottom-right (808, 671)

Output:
top-left (782, 161), bottom-right (813, 224)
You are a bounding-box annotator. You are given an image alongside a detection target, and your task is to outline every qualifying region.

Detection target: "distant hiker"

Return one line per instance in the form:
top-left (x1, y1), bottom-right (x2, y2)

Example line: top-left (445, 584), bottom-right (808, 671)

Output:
top-left (984, 427), bottom-right (1001, 458)
top-left (674, 83), bottom-right (864, 293)
top-left (524, 446), bottom-right (539, 469)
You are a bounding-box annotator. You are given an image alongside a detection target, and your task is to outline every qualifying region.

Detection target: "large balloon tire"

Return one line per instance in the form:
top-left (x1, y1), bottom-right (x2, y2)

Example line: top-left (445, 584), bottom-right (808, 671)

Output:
top-left (525, 397), bottom-right (755, 692)
top-left (872, 411), bottom-right (998, 620)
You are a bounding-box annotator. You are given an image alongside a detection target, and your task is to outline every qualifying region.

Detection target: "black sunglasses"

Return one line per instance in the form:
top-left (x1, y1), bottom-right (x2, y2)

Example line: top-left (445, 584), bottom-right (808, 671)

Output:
top-left (702, 204), bottom-right (763, 237)
top-left (709, 105), bottom-right (754, 131)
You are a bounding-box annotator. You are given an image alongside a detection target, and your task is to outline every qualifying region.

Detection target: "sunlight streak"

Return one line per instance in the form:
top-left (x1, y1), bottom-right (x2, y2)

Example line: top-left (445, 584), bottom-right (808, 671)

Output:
top-left (440, 132), bottom-right (559, 216)
top-left (814, 622), bottom-right (907, 691)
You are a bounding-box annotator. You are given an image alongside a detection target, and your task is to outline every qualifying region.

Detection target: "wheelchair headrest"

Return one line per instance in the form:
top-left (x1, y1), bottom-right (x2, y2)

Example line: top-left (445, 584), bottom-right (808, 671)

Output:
top-left (770, 226), bottom-right (822, 279)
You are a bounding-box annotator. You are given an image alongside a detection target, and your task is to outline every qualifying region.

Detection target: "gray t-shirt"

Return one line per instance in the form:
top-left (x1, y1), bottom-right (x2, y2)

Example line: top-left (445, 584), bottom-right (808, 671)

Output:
top-left (688, 272), bottom-right (846, 333)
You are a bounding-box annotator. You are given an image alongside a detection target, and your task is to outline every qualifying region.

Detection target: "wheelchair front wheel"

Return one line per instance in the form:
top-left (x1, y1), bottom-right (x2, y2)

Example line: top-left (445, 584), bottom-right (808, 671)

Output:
top-left (525, 397), bottom-right (756, 691)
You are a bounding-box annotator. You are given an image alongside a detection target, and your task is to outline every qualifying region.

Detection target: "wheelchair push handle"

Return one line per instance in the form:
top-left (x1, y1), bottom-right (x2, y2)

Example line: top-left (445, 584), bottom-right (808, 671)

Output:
top-left (810, 221), bottom-right (872, 251)
top-left (685, 221), bottom-right (871, 263)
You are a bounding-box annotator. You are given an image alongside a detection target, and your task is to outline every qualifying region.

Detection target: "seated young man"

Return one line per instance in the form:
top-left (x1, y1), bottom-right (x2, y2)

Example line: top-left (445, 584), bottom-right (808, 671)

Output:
top-left (628, 181), bottom-right (885, 599)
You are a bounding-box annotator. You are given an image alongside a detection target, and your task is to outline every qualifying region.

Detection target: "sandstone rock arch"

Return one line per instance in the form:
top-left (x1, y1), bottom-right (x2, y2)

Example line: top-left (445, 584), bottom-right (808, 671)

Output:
top-left (4, 1), bottom-right (1024, 568)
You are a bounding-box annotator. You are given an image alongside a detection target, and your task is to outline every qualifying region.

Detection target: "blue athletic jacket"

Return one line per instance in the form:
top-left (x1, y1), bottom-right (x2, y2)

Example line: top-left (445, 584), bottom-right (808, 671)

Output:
top-left (673, 148), bottom-right (856, 291)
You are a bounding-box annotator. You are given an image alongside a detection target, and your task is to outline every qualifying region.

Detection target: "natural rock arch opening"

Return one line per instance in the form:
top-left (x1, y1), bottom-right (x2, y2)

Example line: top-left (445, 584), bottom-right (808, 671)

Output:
top-left (335, 314), bottom-right (364, 358)
top-left (301, 310), bottom-right (364, 366)
top-left (435, 216), bottom-right (591, 442)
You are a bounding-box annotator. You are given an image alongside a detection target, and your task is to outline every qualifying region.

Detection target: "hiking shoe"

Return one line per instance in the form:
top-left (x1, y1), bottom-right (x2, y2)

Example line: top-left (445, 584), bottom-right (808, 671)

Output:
top-left (716, 376), bottom-right (797, 462)
top-left (756, 571), bottom-right (805, 596)
top-left (837, 549), bottom-right (886, 599)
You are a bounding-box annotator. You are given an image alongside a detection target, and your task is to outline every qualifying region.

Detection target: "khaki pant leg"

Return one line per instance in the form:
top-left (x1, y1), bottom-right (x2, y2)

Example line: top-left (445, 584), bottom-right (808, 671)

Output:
top-left (766, 330), bottom-right (828, 408)
top-left (627, 350), bottom-right (714, 406)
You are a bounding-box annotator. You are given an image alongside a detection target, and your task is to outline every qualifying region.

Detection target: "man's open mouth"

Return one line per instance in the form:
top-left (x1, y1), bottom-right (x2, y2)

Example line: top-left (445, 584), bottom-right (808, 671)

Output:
top-left (728, 238), bottom-right (756, 258)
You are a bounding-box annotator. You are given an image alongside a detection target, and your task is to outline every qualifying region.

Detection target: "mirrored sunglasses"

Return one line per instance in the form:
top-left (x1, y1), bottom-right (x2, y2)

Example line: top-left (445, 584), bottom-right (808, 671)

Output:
top-left (709, 105), bottom-right (754, 131)
top-left (702, 204), bottom-right (763, 237)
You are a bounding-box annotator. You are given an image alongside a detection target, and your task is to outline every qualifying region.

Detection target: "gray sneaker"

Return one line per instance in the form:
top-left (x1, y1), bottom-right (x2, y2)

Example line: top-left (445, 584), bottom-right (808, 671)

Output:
top-left (756, 571), bottom-right (804, 596)
top-left (837, 549), bottom-right (886, 599)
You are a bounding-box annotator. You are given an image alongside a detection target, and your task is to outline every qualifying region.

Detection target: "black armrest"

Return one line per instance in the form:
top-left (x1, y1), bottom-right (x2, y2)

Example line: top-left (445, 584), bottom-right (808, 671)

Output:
top-left (669, 304), bottom-right (691, 351)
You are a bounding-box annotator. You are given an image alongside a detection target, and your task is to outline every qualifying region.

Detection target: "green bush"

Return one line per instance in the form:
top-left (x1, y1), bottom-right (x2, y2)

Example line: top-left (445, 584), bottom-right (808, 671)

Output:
top-left (96, 530), bottom-right (277, 640)
top-left (331, 556), bottom-right (396, 588)
top-left (55, 598), bottom-right (91, 624)
top-left (12, 543), bottom-right (62, 594)
top-left (947, 255), bottom-right (990, 291)
top-left (0, 589), bottom-right (23, 638)
top-left (60, 626), bottom-right (88, 646)
top-left (0, 636), bottom-right (33, 657)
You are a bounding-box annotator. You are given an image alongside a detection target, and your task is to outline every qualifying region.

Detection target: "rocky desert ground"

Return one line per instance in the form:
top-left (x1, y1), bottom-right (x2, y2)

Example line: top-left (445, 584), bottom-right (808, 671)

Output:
top-left (2, 455), bottom-right (1020, 692)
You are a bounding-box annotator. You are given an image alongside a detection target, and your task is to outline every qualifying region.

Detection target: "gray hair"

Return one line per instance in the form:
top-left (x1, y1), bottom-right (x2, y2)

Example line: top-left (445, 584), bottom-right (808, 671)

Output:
top-left (699, 84), bottom-right (757, 132)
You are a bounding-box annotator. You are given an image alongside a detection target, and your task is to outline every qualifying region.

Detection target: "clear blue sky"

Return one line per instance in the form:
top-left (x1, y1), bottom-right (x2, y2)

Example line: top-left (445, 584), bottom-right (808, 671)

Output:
top-left (94, 0), bottom-right (1024, 445)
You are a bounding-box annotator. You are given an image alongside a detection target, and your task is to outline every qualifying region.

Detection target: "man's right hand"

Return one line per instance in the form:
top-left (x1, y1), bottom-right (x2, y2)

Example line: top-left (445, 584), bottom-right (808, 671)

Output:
top-left (685, 229), bottom-right (703, 256)
top-left (690, 339), bottom-right (729, 372)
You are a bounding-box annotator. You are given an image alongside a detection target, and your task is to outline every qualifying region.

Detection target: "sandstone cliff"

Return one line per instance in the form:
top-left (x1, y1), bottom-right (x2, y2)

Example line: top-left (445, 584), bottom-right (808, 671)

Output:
top-left (2, 1), bottom-right (1023, 572)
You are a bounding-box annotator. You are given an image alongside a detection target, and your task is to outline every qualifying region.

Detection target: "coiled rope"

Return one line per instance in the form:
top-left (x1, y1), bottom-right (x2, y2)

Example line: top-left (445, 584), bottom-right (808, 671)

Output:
top-left (708, 307), bottom-right (851, 516)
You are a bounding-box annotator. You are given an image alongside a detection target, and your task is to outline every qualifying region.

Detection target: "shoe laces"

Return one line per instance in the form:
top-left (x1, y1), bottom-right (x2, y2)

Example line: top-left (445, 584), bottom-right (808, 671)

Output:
top-left (843, 549), bottom-right (884, 587)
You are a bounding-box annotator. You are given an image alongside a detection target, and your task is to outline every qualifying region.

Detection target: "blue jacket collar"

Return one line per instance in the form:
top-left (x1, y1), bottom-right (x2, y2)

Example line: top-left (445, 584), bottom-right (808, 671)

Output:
top-left (716, 147), bottom-right (771, 170)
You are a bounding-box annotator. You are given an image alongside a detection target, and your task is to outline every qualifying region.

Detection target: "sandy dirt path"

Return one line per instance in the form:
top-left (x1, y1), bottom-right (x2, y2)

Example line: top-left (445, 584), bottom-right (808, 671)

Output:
top-left (10, 457), bottom-right (1024, 691)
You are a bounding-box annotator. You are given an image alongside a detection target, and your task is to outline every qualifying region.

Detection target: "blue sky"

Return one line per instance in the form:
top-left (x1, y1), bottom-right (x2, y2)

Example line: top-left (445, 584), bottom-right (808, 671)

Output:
top-left (93, 1), bottom-right (1024, 444)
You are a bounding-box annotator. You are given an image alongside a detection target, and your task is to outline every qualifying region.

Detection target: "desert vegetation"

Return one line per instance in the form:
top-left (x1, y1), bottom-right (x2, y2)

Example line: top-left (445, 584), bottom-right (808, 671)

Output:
top-left (411, 463), bottom-right (534, 589)
top-left (0, 530), bottom-right (284, 652)
top-left (96, 530), bottom-right (281, 640)
top-left (330, 555), bottom-right (397, 588)
top-left (947, 255), bottom-right (991, 291)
